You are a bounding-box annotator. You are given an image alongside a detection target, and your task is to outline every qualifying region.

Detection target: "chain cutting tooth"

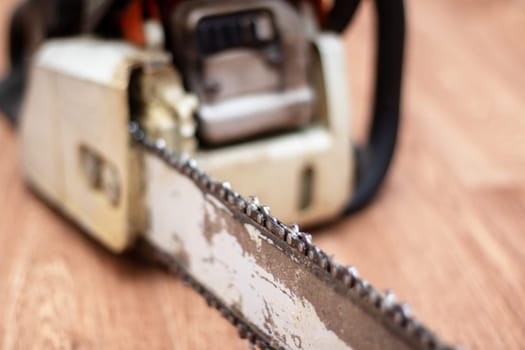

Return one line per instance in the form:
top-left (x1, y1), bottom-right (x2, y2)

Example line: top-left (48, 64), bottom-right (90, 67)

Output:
top-left (189, 164), bottom-right (201, 181)
top-left (330, 261), bottom-right (341, 278)
top-left (218, 182), bottom-right (231, 199)
top-left (253, 212), bottom-right (264, 225)
top-left (296, 239), bottom-right (306, 254)
top-left (128, 121), bottom-right (139, 133)
top-left (198, 173), bottom-right (211, 190)
top-left (234, 196), bottom-right (247, 211)
top-left (400, 302), bottom-right (412, 318)
top-left (261, 205), bottom-right (271, 216)
top-left (318, 252), bottom-right (329, 270)
top-left (205, 294), bottom-right (218, 308)
top-left (354, 279), bottom-right (370, 297)
top-left (342, 266), bottom-right (360, 288)
top-left (222, 188), bottom-right (236, 205)
top-left (393, 310), bottom-right (405, 325)
top-left (184, 159), bottom-right (197, 176)
top-left (291, 225), bottom-right (308, 253)
top-left (135, 129), bottom-right (146, 142)
top-left (187, 158), bottom-right (197, 168)
top-left (260, 205), bottom-right (272, 229)
top-left (269, 220), bottom-right (286, 240)
top-left (297, 232), bottom-right (308, 255)
top-left (285, 232), bottom-right (294, 246)
top-left (246, 331), bottom-right (256, 345)
top-left (246, 196), bottom-right (264, 224)
top-left (176, 153), bottom-right (189, 171)
top-left (154, 138), bottom-right (166, 153)
top-left (268, 217), bottom-right (285, 239)
top-left (366, 288), bottom-right (381, 305)
top-left (285, 225), bottom-right (306, 253)
top-left (303, 232), bottom-right (312, 244)
top-left (285, 225), bottom-right (297, 245)
top-left (237, 324), bottom-right (249, 339)
top-left (226, 191), bottom-right (239, 206)
top-left (307, 246), bottom-right (320, 261)
top-left (255, 338), bottom-right (269, 349)
top-left (405, 318), bottom-right (421, 335)
top-left (220, 307), bottom-right (230, 318)
top-left (208, 179), bottom-right (218, 193)
top-left (265, 214), bottom-right (275, 231)
top-left (381, 289), bottom-right (397, 311)
top-left (129, 122), bottom-right (145, 142)
top-left (223, 187), bottom-right (237, 205)
top-left (246, 195), bottom-right (258, 216)
top-left (392, 302), bottom-right (412, 326)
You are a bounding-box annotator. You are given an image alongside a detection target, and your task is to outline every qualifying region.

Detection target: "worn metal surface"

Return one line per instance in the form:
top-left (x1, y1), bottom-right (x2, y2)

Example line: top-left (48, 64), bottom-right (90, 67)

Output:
top-left (132, 123), bottom-right (455, 350)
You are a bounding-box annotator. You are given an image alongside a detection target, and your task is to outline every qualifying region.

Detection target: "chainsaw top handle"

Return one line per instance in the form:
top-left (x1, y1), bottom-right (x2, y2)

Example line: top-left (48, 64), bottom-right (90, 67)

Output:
top-left (325, 0), bottom-right (406, 214)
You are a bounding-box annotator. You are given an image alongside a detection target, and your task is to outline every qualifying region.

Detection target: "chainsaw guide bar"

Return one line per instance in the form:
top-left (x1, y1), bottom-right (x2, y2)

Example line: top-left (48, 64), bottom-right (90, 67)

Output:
top-left (130, 122), bottom-right (456, 350)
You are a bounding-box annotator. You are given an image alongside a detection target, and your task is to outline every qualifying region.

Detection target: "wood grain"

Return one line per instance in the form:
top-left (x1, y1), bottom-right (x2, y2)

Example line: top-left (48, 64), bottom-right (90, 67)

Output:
top-left (1, 1), bottom-right (524, 349)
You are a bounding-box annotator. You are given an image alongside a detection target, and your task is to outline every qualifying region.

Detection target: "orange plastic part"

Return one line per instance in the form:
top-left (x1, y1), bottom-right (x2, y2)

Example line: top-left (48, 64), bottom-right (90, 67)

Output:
top-left (120, 0), bottom-right (145, 46)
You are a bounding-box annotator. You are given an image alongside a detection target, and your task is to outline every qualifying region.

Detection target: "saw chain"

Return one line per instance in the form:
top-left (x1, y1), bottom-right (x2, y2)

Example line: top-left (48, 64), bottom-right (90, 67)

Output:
top-left (129, 121), bottom-right (456, 350)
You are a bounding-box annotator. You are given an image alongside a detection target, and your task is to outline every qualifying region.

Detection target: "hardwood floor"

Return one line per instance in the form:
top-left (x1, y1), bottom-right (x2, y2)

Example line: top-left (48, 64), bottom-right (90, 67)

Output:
top-left (0, 1), bottom-right (524, 349)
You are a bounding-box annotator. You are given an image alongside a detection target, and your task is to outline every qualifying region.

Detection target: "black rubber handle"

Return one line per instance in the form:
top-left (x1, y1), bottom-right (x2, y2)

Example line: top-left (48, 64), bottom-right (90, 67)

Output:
top-left (0, 64), bottom-right (25, 124)
top-left (0, 0), bottom-right (115, 124)
top-left (325, 0), bottom-right (406, 214)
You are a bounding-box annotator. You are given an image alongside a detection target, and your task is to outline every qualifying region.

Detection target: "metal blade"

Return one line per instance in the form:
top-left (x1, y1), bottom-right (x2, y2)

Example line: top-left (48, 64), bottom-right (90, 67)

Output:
top-left (131, 124), bottom-right (455, 350)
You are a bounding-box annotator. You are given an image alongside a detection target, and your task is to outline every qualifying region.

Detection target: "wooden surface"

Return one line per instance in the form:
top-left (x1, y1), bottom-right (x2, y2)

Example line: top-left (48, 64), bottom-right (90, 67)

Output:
top-left (1, 1), bottom-right (524, 349)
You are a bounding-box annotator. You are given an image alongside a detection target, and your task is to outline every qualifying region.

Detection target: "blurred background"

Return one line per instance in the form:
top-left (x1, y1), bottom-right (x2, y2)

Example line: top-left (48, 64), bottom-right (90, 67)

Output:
top-left (0, 1), bottom-right (524, 349)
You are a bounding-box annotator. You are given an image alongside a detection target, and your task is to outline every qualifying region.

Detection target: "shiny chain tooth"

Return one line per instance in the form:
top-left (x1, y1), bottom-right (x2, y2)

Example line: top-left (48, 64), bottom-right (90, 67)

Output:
top-left (129, 122), bottom-right (458, 350)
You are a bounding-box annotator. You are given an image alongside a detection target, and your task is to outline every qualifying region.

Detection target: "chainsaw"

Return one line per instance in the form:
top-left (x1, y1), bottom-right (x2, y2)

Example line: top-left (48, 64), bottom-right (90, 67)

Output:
top-left (0, 0), bottom-right (458, 349)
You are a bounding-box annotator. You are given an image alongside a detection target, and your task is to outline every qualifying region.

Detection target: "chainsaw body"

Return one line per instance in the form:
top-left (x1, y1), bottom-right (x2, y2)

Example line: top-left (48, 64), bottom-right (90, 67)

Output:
top-left (19, 1), bottom-right (352, 252)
